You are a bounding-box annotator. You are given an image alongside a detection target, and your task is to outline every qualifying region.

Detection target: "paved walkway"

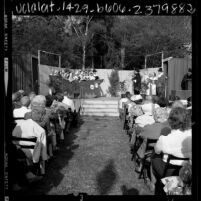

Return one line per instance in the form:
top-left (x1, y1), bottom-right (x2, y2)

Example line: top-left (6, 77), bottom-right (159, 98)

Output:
top-left (23, 116), bottom-right (153, 195)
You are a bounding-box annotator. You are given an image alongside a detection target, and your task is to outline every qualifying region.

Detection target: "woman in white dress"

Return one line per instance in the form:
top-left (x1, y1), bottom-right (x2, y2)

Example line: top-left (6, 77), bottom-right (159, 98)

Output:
top-left (146, 73), bottom-right (157, 96)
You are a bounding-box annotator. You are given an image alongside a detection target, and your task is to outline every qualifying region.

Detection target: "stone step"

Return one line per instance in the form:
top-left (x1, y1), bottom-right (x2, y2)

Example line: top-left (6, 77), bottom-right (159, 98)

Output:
top-left (82, 100), bottom-right (119, 105)
top-left (82, 108), bottom-right (119, 113)
top-left (82, 104), bottom-right (119, 109)
top-left (81, 112), bottom-right (119, 117)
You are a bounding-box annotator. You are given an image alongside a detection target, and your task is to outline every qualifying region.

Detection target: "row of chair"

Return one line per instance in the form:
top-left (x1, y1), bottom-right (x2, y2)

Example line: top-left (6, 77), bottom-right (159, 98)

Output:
top-left (11, 107), bottom-right (81, 182)
top-left (121, 104), bottom-right (190, 195)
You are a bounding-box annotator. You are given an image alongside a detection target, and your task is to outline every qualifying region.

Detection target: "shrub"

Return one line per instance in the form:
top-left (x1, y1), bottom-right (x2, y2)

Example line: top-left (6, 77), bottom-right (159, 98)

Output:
top-left (108, 70), bottom-right (120, 97)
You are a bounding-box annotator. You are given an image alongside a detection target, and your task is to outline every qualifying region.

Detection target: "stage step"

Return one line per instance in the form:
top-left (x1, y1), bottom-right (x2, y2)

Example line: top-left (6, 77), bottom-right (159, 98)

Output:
top-left (80, 98), bottom-right (120, 117)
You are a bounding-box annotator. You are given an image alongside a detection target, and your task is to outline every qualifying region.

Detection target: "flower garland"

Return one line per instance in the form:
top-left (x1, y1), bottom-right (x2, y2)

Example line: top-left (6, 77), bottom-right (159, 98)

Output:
top-left (49, 68), bottom-right (99, 82)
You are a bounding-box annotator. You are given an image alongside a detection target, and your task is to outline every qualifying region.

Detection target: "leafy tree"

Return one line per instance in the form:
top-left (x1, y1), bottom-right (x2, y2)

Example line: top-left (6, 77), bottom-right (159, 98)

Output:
top-left (12, 16), bottom-right (191, 69)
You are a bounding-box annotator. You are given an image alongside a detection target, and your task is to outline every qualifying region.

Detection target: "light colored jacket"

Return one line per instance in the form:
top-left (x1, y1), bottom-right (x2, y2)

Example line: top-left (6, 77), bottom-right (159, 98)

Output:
top-left (12, 119), bottom-right (48, 163)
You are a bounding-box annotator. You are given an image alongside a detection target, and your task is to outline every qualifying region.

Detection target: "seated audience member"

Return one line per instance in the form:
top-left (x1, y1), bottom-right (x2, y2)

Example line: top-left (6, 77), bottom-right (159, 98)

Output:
top-left (56, 107), bottom-right (67, 139)
top-left (187, 96), bottom-right (192, 110)
top-left (130, 103), bottom-right (155, 148)
top-left (12, 119), bottom-right (48, 174)
top-left (171, 100), bottom-right (185, 110)
top-left (18, 89), bottom-right (26, 96)
top-left (131, 94), bottom-right (143, 104)
top-left (45, 95), bottom-right (58, 155)
top-left (62, 91), bottom-right (75, 112)
top-left (24, 95), bottom-right (51, 135)
top-left (140, 96), bottom-right (160, 116)
top-left (135, 107), bottom-right (171, 162)
top-left (140, 107), bottom-right (170, 140)
top-left (13, 96), bottom-right (31, 123)
top-left (12, 91), bottom-right (23, 110)
top-left (151, 107), bottom-right (192, 185)
top-left (157, 96), bottom-right (169, 108)
top-left (51, 93), bottom-right (70, 110)
top-left (28, 91), bottom-right (36, 109)
top-left (135, 105), bottom-right (156, 128)
top-left (119, 92), bottom-right (131, 109)
top-left (10, 143), bottom-right (42, 191)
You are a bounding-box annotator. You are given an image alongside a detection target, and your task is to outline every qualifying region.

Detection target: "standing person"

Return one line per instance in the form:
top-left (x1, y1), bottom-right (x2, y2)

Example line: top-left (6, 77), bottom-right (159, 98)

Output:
top-left (181, 68), bottom-right (192, 90)
top-left (132, 69), bottom-right (141, 95)
top-left (156, 68), bottom-right (167, 98)
top-left (149, 73), bottom-right (157, 96)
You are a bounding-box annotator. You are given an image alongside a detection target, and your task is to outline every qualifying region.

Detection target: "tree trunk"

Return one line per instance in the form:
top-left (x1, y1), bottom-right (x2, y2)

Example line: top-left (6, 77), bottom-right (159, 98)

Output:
top-left (120, 47), bottom-right (125, 69)
top-left (82, 44), bottom-right (86, 70)
top-left (92, 54), bottom-right (94, 69)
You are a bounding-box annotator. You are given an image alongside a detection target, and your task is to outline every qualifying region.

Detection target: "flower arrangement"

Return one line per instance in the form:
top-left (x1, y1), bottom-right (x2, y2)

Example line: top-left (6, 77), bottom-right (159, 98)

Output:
top-left (49, 68), bottom-right (99, 82)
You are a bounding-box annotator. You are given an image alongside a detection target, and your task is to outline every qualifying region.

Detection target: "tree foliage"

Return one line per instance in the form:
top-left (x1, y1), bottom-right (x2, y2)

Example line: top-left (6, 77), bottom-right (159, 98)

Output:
top-left (12, 16), bottom-right (191, 69)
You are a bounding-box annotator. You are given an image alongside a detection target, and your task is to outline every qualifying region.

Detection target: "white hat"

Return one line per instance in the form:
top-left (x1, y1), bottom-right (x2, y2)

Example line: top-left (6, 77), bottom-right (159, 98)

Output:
top-left (131, 94), bottom-right (142, 102)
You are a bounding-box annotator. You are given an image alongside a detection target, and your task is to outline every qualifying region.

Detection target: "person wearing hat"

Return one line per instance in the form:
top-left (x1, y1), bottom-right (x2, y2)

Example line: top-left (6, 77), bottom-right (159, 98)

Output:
top-left (12, 91), bottom-right (23, 110)
top-left (130, 94), bottom-right (143, 104)
top-left (132, 68), bottom-right (141, 95)
top-left (13, 96), bottom-right (31, 123)
top-left (156, 68), bottom-right (167, 98)
top-left (181, 68), bottom-right (192, 90)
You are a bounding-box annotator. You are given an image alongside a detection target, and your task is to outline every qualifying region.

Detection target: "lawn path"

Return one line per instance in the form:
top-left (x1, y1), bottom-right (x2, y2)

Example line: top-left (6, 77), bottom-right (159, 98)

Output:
top-left (26, 116), bottom-right (153, 195)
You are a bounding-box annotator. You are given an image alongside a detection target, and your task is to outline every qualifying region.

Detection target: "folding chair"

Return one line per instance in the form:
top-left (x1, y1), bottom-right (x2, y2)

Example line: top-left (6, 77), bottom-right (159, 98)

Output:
top-left (155, 154), bottom-right (190, 195)
top-left (138, 138), bottom-right (157, 183)
top-left (162, 154), bottom-right (189, 178)
top-left (123, 104), bottom-right (129, 131)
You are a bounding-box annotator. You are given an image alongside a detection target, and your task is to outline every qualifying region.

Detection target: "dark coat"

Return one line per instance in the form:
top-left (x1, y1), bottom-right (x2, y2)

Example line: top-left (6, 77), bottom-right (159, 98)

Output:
top-left (181, 74), bottom-right (192, 90)
top-left (133, 73), bottom-right (141, 93)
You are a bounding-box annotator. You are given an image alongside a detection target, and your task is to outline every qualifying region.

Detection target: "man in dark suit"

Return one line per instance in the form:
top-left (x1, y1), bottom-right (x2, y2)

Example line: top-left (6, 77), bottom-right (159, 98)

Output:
top-left (132, 69), bottom-right (141, 95)
top-left (181, 68), bottom-right (192, 90)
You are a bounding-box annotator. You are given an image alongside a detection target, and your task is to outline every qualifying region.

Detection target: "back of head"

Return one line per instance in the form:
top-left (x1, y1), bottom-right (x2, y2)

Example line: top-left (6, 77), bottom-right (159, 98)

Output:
top-left (172, 100), bottom-right (184, 109)
top-left (31, 95), bottom-right (46, 108)
top-left (131, 94), bottom-right (143, 104)
top-left (168, 107), bottom-right (191, 131)
top-left (63, 91), bottom-right (68, 97)
top-left (20, 96), bottom-right (30, 107)
top-left (187, 96), bottom-right (192, 107)
top-left (157, 96), bottom-right (169, 108)
top-left (152, 95), bottom-right (159, 104)
top-left (56, 93), bottom-right (64, 102)
top-left (153, 107), bottom-right (168, 123)
top-left (158, 68), bottom-right (163, 73)
top-left (29, 91), bottom-right (36, 101)
top-left (125, 91), bottom-right (131, 99)
top-left (12, 92), bottom-right (20, 102)
top-left (45, 95), bottom-right (54, 107)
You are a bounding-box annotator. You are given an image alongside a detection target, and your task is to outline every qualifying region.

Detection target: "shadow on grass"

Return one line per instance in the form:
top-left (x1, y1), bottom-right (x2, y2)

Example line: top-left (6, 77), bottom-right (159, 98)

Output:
top-left (20, 118), bottom-right (85, 195)
top-left (121, 185), bottom-right (139, 195)
top-left (96, 159), bottom-right (118, 195)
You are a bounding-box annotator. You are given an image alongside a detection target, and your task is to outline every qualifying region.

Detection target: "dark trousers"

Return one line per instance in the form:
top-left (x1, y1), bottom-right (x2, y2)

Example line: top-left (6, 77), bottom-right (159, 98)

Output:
top-left (151, 153), bottom-right (182, 195)
top-left (10, 144), bottom-right (29, 185)
top-left (151, 154), bottom-right (181, 179)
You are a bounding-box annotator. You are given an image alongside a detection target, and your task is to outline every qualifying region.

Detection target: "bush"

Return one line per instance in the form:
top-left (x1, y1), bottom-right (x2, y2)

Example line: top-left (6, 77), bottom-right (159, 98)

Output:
top-left (108, 70), bottom-right (120, 97)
